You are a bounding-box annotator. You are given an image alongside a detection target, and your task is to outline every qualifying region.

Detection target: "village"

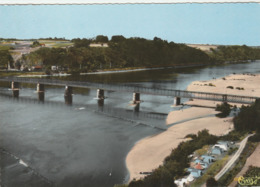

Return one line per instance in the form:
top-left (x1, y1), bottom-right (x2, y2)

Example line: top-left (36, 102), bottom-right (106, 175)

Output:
top-left (174, 140), bottom-right (236, 186)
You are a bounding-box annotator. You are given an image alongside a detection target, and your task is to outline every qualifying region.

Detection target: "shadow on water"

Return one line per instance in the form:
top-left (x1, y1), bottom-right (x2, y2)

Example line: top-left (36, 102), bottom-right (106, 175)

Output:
top-left (0, 93), bottom-right (167, 130)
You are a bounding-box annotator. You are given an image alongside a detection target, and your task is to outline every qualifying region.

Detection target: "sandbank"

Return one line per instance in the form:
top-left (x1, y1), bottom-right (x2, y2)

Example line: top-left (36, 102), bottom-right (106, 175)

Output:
top-left (126, 73), bottom-right (260, 182)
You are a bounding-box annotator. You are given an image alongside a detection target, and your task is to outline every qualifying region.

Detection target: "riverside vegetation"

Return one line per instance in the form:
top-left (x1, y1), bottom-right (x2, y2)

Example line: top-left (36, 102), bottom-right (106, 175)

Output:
top-left (115, 99), bottom-right (260, 187)
top-left (1, 35), bottom-right (260, 73)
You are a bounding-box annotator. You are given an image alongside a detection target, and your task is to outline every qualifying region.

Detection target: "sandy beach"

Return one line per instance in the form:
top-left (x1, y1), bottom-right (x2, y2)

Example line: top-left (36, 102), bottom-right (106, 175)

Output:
top-left (126, 73), bottom-right (260, 182)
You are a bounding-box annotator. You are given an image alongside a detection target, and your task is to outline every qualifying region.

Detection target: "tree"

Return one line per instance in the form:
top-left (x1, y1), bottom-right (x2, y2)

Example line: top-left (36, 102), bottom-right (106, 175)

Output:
top-left (206, 177), bottom-right (219, 187)
top-left (96, 35), bottom-right (109, 43)
top-left (72, 38), bottom-right (91, 48)
top-left (215, 102), bottom-right (231, 118)
top-left (233, 99), bottom-right (260, 132)
top-left (31, 40), bottom-right (41, 48)
top-left (0, 50), bottom-right (14, 69)
top-left (111, 35), bottom-right (126, 43)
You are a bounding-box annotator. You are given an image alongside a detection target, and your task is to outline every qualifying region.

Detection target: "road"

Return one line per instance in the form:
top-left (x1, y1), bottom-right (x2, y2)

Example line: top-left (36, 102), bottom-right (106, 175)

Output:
top-left (214, 134), bottom-right (254, 181)
top-left (10, 41), bottom-right (40, 62)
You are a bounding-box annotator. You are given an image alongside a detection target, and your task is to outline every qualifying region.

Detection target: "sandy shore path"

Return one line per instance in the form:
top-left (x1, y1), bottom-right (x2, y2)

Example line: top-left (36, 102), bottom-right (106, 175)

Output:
top-left (126, 73), bottom-right (260, 182)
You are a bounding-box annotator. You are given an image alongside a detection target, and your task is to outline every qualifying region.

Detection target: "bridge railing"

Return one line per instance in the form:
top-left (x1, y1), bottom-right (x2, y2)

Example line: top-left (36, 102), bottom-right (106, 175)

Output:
top-left (0, 77), bottom-right (259, 104)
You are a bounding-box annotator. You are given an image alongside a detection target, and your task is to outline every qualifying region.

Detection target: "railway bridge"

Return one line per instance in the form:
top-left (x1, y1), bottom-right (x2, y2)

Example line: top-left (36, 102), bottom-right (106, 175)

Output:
top-left (0, 77), bottom-right (258, 109)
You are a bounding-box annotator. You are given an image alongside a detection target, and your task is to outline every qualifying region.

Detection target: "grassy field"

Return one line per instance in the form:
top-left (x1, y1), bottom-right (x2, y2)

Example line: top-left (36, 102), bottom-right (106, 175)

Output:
top-left (39, 40), bottom-right (73, 48)
top-left (0, 71), bottom-right (45, 77)
top-left (0, 45), bottom-right (12, 50)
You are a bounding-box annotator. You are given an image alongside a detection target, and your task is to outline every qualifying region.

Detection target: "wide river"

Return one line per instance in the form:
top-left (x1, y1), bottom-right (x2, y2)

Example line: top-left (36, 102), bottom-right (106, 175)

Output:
top-left (0, 61), bottom-right (260, 187)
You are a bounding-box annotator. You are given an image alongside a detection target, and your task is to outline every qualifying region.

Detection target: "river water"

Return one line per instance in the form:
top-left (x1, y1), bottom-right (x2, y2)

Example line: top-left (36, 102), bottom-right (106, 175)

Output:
top-left (0, 62), bottom-right (260, 187)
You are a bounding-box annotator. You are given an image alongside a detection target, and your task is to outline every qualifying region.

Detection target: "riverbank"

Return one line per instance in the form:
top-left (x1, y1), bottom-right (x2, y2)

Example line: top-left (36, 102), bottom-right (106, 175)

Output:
top-left (126, 73), bottom-right (260, 182)
top-left (12, 64), bottom-right (206, 78)
top-left (13, 67), bottom-right (169, 78)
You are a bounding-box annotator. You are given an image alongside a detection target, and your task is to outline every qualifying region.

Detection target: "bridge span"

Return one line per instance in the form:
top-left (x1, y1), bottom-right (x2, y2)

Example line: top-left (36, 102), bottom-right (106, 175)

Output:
top-left (0, 77), bottom-right (259, 106)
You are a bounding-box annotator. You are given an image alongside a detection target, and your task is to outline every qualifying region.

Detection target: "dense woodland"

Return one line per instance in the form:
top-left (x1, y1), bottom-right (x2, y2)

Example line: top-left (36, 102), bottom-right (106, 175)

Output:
top-left (2, 35), bottom-right (260, 73)
top-left (210, 45), bottom-right (260, 63)
top-left (21, 36), bottom-right (212, 73)
top-left (233, 99), bottom-right (260, 132)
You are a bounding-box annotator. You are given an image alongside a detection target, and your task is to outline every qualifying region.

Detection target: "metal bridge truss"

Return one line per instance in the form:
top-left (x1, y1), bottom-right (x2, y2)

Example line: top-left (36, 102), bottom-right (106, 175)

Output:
top-left (0, 77), bottom-right (258, 104)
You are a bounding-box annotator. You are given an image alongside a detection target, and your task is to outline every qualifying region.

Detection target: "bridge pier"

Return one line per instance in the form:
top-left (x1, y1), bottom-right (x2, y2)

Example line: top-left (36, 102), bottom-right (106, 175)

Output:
top-left (37, 83), bottom-right (45, 102)
top-left (134, 103), bottom-right (140, 112)
top-left (132, 92), bottom-right (140, 104)
top-left (222, 95), bottom-right (227, 102)
top-left (174, 97), bottom-right (181, 106)
top-left (97, 89), bottom-right (105, 100)
top-left (97, 89), bottom-right (105, 107)
top-left (11, 81), bottom-right (19, 98)
top-left (64, 86), bottom-right (73, 105)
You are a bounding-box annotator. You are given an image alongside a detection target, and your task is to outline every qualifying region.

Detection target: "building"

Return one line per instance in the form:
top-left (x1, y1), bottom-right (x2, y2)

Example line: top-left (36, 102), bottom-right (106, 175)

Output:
top-left (211, 147), bottom-right (223, 155)
top-left (89, 43), bottom-right (108, 48)
top-left (31, 65), bottom-right (43, 71)
top-left (187, 168), bottom-right (203, 178)
top-left (217, 141), bottom-right (231, 148)
top-left (174, 174), bottom-right (194, 187)
top-left (213, 144), bottom-right (228, 151)
top-left (201, 155), bottom-right (215, 164)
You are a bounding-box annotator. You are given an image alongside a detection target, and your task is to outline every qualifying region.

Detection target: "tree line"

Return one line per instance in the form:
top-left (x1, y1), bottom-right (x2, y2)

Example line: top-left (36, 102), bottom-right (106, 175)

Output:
top-left (209, 45), bottom-right (260, 63)
top-left (21, 35), bottom-right (212, 73)
top-left (2, 35), bottom-right (260, 72)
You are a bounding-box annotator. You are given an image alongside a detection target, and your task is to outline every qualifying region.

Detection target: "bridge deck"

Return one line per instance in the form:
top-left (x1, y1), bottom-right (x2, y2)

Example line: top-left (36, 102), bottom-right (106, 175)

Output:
top-left (0, 77), bottom-right (259, 104)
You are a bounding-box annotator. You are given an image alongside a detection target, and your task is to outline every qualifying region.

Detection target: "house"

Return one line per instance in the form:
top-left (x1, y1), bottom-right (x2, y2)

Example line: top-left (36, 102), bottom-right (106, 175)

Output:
top-left (174, 178), bottom-right (188, 187)
top-left (211, 147), bottom-right (223, 155)
top-left (193, 159), bottom-right (209, 169)
top-left (213, 144), bottom-right (228, 151)
top-left (187, 168), bottom-right (202, 178)
top-left (217, 141), bottom-right (230, 148)
top-left (174, 174), bottom-right (194, 187)
top-left (194, 162), bottom-right (204, 170)
top-left (32, 65), bottom-right (43, 71)
top-left (201, 155), bottom-right (215, 164)
top-left (89, 43), bottom-right (108, 48)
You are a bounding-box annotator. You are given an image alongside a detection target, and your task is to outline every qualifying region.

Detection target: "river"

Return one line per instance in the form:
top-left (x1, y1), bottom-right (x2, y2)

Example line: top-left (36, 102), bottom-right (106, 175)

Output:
top-left (0, 61), bottom-right (260, 187)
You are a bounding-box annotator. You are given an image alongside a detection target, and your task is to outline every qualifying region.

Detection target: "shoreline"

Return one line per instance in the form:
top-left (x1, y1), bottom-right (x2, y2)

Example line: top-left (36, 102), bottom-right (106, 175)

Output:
top-left (15, 64), bottom-right (207, 78)
top-left (125, 73), bottom-right (260, 182)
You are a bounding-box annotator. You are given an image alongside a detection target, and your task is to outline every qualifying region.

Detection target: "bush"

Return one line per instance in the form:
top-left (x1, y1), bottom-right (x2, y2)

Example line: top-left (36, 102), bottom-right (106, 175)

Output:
top-left (248, 133), bottom-right (260, 142)
top-left (206, 177), bottom-right (219, 187)
top-left (220, 130), bottom-right (245, 141)
top-left (227, 147), bottom-right (238, 155)
top-left (236, 87), bottom-right (244, 90)
top-left (233, 99), bottom-right (260, 131)
top-left (44, 67), bottom-right (52, 75)
top-left (242, 166), bottom-right (260, 186)
top-left (215, 102), bottom-right (231, 118)
top-left (226, 86), bottom-right (233, 89)
top-left (185, 133), bottom-right (197, 140)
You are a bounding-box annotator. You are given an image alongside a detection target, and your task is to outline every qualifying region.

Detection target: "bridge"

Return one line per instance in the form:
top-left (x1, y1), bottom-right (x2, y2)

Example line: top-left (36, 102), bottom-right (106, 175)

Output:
top-left (0, 77), bottom-right (259, 108)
